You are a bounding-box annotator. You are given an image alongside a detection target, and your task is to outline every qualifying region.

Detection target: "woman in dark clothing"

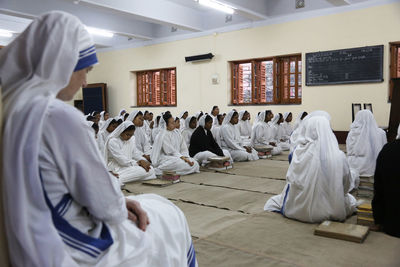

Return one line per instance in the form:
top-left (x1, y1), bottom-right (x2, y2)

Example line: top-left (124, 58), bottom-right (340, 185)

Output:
top-left (372, 127), bottom-right (400, 238)
top-left (189, 115), bottom-right (233, 167)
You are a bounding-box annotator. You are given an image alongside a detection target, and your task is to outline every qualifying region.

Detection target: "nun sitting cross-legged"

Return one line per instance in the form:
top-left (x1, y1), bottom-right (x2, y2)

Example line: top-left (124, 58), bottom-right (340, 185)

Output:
top-left (151, 113), bottom-right (200, 176)
top-left (104, 121), bottom-right (156, 184)
top-left (220, 110), bottom-right (259, 162)
top-left (264, 116), bottom-right (357, 223)
top-left (189, 115), bottom-right (233, 167)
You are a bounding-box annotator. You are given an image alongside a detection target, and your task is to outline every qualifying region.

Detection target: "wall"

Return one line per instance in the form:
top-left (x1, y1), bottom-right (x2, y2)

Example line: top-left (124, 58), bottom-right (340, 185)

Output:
top-left (85, 2), bottom-right (400, 130)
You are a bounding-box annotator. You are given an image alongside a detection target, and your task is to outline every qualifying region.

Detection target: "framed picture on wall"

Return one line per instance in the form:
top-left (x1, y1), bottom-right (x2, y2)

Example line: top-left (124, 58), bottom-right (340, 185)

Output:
top-left (352, 103), bottom-right (362, 121)
top-left (364, 103), bottom-right (373, 113)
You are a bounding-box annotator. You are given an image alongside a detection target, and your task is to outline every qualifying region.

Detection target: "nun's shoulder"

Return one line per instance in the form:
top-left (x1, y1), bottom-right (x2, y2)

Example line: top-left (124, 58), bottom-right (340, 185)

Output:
top-left (46, 98), bottom-right (87, 128)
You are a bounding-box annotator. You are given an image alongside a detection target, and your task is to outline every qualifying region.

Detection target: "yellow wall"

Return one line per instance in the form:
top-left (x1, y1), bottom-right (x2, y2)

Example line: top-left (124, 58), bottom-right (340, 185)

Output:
top-left (86, 2), bottom-right (400, 130)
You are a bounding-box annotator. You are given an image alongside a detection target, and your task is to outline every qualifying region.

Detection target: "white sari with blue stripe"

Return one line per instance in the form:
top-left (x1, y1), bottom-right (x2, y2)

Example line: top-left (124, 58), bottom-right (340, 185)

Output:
top-left (39, 98), bottom-right (197, 266)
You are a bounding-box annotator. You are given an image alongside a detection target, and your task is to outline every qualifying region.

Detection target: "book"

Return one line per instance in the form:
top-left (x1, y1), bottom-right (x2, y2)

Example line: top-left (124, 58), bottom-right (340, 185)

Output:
top-left (314, 221), bottom-right (369, 243)
top-left (143, 179), bottom-right (180, 187)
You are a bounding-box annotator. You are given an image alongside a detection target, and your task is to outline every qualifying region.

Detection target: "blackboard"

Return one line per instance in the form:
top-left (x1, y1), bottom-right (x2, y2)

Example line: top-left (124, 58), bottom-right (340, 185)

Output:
top-left (306, 45), bottom-right (384, 86)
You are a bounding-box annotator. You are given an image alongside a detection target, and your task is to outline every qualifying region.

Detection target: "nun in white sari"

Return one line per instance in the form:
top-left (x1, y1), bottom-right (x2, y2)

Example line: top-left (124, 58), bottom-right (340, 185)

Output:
top-left (251, 111), bottom-right (282, 156)
top-left (264, 116), bottom-right (357, 223)
top-left (97, 118), bottom-right (117, 154)
top-left (238, 110), bottom-right (252, 146)
top-left (182, 115), bottom-right (197, 148)
top-left (151, 113), bottom-right (200, 176)
top-left (270, 113), bottom-right (290, 151)
top-left (281, 112), bottom-right (293, 141)
top-left (127, 110), bottom-right (152, 160)
top-left (220, 110), bottom-right (259, 161)
top-left (1, 12), bottom-right (197, 267)
top-left (104, 121), bottom-right (156, 183)
top-left (179, 111), bottom-right (188, 132)
top-left (346, 110), bottom-right (387, 177)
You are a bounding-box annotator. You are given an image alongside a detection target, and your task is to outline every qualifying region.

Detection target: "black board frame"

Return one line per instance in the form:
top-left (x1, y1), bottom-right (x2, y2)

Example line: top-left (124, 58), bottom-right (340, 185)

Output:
top-left (306, 45), bottom-right (384, 86)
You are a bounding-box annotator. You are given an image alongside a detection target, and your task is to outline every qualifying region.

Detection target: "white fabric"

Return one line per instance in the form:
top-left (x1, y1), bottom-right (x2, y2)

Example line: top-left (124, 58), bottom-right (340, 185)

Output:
top-left (119, 109), bottom-right (126, 116)
top-left (346, 110), bottom-right (387, 176)
top-left (182, 116), bottom-right (196, 147)
top-left (126, 110), bottom-right (152, 155)
top-left (293, 111), bottom-right (306, 131)
top-left (0, 11), bottom-right (97, 267)
top-left (220, 111), bottom-right (259, 162)
top-left (151, 117), bottom-right (200, 175)
top-left (251, 115), bottom-right (282, 156)
top-left (290, 110), bottom-right (330, 153)
top-left (281, 112), bottom-right (293, 141)
top-left (269, 114), bottom-right (289, 151)
top-left (211, 125), bottom-right (223, 147)
top-left (264, 116), bottom-right (357, 223)
top-left (38, 101), bottom-right (194, 266)
top-left (238, 111), bottom-right (252, 137)
top-left (106, 125), bottom-right (156, 183)
top-left (98, 111), bottom-right (106, 128)
top-left (193, 149), bottom-right (233, 166)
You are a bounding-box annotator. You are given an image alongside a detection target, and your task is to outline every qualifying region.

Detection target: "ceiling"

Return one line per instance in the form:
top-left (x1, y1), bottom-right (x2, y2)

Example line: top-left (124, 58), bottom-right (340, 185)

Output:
top-left (0, 0), bottom-right (391, 50)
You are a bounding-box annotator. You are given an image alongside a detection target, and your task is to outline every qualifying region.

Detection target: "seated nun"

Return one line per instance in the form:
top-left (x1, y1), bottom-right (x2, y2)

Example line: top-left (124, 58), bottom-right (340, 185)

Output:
top-left (98, 111), bottom-right (109, 129)
top-left (178, 111), bottom-right (188, 131)
top-left (151, 113), bottom-right (200, 176)
top-left (97, 118), bottom-right (118, 153)
top-left (264, 116), bottom-right (357, 223)
top-left (220, 110), bottom-right (259, 162)
top-left (372, 125), bottom-right (400, 238)
top-left (210, 105), bottom-right (220, 126)
top-left (175, 117), bottom-right (181, 130)
top-left (251, 111), bottom-right (282, 156)
top-left (142, 110), bottom-right (152, 139)
top-left (182, 115), bottom-right (197, 147)
top-left (238, 110), bottom-right (252, 146)
top-left (2, 12), bottom-right (196, 267)
top-left (281, 112), bottom-right (293, 141)
top-left (211, 114), bottom-right (225, 147)
top-left (346, 110), bottom-right (387, 178)
top-left (105, 121), bottom-right (156, 183)
top-left (128, 110), bottom-right (152, 162)
top-left (189, 115), bottom-right (233, 167)
top-left (151, 115), bottom-right (161, 144)
top-left (270, 113), bottom-right (290, 151)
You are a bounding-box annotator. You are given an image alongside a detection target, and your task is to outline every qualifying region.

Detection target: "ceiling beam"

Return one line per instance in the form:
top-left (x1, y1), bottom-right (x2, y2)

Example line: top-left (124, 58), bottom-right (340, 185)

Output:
top-left (77, 0), bottom-right (204, 32)
top-left (219, 0), bottom-right (268, 21)
top-left (0, 0), bottom-right (154, 40)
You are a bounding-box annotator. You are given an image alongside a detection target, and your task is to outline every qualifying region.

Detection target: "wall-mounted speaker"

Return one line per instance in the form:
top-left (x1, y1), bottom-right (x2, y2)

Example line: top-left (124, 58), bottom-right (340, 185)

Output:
top-left (185, 53), bottom-right (214, 62)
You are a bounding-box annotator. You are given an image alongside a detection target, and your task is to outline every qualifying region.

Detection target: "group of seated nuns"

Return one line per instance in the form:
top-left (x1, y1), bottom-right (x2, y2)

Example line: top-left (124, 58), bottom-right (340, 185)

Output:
top-left (87, 105), bottom-right (394, 227)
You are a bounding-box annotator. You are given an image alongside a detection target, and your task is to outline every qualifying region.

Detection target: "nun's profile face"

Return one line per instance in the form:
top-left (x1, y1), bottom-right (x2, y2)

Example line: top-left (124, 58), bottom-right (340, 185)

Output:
top-left (189, 119), bottom-right (197, 129)
top-left (175, 119), bottom-right (180, 129)
top-left (286, 114), bottom-right (292, 122)
top-left (166, 117), bottom-right (175, 131)
top-left (218, 116), bottom-right (224, 125)
top-left (242, 112), bottom-right (249, 121)
top-left (182, 112), bottom-right (188, 119)
top-left (230, 113), bottom-right (239, 125)
top-left (120, 129), bottom-right (134, 141)
top-left (133, 114), bottom-right (144, 127)
top-left (106, 123), bottom-right (118, 133)
top-left (57, 66), bottom-right (92, 101)
top-left (104, 112), bottom-right (110, 120)
top-left (266, 112), bottom-right (273, 122)
top-left (204, 120), bottom-right (213, 131)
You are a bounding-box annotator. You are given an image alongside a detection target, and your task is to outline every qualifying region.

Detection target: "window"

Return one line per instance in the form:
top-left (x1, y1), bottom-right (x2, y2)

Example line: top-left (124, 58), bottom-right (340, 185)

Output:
top-left (231, 54), bottom-right (302, 105)
top-left (136, 67), bottom-right (176, 106)
top-left (389, 42), bottom-right (400, 101)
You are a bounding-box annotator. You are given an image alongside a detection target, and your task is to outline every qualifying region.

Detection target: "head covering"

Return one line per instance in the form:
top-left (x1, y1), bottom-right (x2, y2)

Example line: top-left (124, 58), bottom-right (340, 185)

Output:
top-left (127, 110), bottom-right (141, 123)
top-left (280, 116), bottom-right (354, 222)
top-left (1, 11), bottom-right (97, 267)
top-left (270, 114), bottom-right (280, 126)
top-left (293, 111), bottom-right (307, 131)
top-left (150, 113), bottom-right (169, 166)
top-left (198, 115), bottom-right (207, 128)
top-left (103, 121), bottom-right (134, 161)
top-left (179, 111), bottom-right (187, 118)
top-left (99, 118), bottom-right (114, 132)
top-left (283, 112), bottom-right (291, 121)
top-left (100, 111), bottom-right (106, 121)
top-left (185, 115), bottom-right (196, 129)
top-left (119, 109), bottom-right (126, 116)
top-left (222, 110), bottom-right (236, 125)
top-left (86, 121), bottom-right (95, 127)
top-left (346, 110), bottom-right (387, 176)
top-left (239, 110), bottom-right (247, 121)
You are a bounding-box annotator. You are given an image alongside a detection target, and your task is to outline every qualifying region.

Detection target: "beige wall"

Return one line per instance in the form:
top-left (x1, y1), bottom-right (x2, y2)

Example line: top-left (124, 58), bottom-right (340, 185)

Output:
top-left (86, 2), bottom-right (400, 130)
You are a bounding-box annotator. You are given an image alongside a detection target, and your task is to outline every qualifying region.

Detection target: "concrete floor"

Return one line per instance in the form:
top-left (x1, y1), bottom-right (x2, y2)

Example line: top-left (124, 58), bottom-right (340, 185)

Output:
top-left (124, 150), bottom-right (400, 267)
